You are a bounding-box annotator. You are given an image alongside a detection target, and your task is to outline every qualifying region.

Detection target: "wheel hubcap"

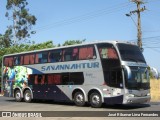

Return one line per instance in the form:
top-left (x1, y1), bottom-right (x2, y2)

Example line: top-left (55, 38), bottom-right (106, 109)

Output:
top-left (16, 92), bottom-right (21, 100)
top-left (92, 95), bottom-right (100, 105)
top-left (25, 93), bottom-right (30, 101)
top-left (76, 94), bottom-right (83, 103)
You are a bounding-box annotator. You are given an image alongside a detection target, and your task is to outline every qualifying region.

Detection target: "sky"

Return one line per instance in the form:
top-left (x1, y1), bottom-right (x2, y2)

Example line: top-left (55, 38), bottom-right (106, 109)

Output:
top-left (0, 0), bottom-right (160, 71)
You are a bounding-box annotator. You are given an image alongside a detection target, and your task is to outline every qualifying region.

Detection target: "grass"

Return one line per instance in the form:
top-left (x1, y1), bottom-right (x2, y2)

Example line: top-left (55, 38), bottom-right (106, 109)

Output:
top-left (150, 78), bottom-right (160, 102)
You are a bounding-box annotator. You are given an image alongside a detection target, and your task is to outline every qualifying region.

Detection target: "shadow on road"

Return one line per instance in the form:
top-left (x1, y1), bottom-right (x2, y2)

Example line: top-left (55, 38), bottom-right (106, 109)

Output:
top-left (101, 103), bottom-right (151, 110)
top-left (5, 99), bottom-right (151, 110)
top-left (2, 96), bottom-right (158, 110)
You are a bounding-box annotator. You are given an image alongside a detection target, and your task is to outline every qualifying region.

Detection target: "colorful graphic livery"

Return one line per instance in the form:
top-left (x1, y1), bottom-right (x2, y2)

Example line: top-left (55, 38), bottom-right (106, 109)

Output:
top-left (1, 41), bottom-right (150, 108)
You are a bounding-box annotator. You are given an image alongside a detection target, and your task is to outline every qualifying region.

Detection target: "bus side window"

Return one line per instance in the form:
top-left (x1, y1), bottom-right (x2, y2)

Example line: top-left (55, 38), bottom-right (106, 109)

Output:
top-left (47, 74), bottom-right (54, 84)
top-left (48, 50), bottom-right (62, 62)
top-left (24, 54), bottom-right (30, 65)
top-left (48, 52), bottom-right (56, 63)
top-left (9, 57), bottom-right (14, 66)
top-left (4, 57), bottom-right (13, 67)
top-left (108, 48), bottom-right (118, 59)
top-left (87, 47), bottom-right (94, 59)
top-left (14, 55), bottom-right (24, 65)
top-left (53, 75), bottom-right (61, 84)
top-left (28, 75), bottom-right (35, 84)
top-left (99, 48), bottom-right (108, 58)
top-left (35, 75), bottom-right (45, 85)
top-left (72, 48), bottom-right (78, 60)
top-left (63, 48), bottom-right (72, 61)
top-left (35, 52), bottom-right (48, 64)
top-left (4, 57), bottom-right (9, 66)
top-left (29, 54), bottom-right (35, 64)
top-left (47, 74), bottom-right (61, 85)
top-left (70, 72), bottom-right (84, 85)
top-left (79, 46), bottom-right (95, 60)
top-left (79, 47), bottom-right (87, 60)
top-left (20, 56), bottom-right (23, 65)
top-left (62, 73), bottom-right (69, 85)
top-left (99, 47), bottom-right (118, 59)
top-left (14, 56), bottom-right (21, 65)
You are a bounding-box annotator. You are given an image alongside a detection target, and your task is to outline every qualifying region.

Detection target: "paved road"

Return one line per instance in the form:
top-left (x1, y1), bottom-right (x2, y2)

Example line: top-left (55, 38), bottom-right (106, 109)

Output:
top-left (0, 96), bottom-right (160, 120)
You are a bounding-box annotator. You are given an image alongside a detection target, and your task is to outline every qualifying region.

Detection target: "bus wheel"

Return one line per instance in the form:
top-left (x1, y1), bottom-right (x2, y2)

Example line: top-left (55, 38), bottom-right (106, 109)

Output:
top-left (15, 90), bottom-right (23, 102)
top-left (74, 92), bottom-right (85, 106)
top-left (89, 92), bottom-right (102, 108)
top-left (24, 90), bottom-right (32, 103)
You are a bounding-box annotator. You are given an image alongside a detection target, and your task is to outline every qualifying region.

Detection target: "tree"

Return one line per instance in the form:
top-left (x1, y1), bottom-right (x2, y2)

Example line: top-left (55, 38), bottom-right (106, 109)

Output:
top-left (5, 0), bottom-right (37, 45)
top-left (62, 39), bottom-right (86, 46)
top-left (0, 29), bottom-right (13, 48)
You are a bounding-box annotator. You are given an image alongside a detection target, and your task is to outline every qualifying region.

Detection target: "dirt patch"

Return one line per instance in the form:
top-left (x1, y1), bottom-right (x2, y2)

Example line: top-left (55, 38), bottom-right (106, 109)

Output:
top-left (150, 79), bottom-right (160, 102)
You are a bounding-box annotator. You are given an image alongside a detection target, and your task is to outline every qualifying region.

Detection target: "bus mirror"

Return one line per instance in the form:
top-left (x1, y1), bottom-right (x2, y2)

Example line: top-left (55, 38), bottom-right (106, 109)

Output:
top-left (123, 66), bottom-right (131, 80)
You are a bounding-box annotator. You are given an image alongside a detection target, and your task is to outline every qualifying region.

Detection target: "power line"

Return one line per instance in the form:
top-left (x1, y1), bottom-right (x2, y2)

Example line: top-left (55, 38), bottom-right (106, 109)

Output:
top-left (129, 35), bottom-right (160, 50)
top-left (129, 35), bottom-right (160, 41)
top-left (144, 47), bottom-right (160, 48)
top-left (35, 2), bottom-right (133, 32)
top-left (147, 0), bottom-right (160, 3)
top-left (144, 47), bottom-right (160, 53)
top-left (143, 30), bottom-right (160, 33)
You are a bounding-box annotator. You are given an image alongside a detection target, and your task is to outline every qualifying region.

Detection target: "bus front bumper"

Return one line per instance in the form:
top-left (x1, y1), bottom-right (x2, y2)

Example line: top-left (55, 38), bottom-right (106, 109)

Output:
top-left (123, 95), bottom-right (151, 104)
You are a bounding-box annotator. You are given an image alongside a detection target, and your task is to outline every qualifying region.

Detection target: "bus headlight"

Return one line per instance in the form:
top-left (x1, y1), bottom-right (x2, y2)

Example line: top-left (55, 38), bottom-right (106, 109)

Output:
top-left (147, 93), bottom-right (150, 96)
top-left (126, 94), bottom-right (135, 97)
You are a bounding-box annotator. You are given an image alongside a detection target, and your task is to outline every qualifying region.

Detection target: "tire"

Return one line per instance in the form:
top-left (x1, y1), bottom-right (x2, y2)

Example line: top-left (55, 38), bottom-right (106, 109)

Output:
top-left (15, 90), bottom-right (23, 102)
top-left (74, 91), bottom-right (85, 107)
top-left (89, 92), bottom-right (102, 108)
top-left (24, 90), bottom-right (32, 103)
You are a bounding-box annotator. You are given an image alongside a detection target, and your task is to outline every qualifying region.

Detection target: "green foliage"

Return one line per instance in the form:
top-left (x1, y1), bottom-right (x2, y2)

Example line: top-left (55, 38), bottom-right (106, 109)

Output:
top-left (0, 29), bottom-right (13, 48)
top-left (6, 0), bottom-right (28, 9)
top-left (5, 0), bottom-right (37, 44)
top-left (62, 39), bottom-right (85, 46)
top-left (148, 66), bottom-right (154, 79)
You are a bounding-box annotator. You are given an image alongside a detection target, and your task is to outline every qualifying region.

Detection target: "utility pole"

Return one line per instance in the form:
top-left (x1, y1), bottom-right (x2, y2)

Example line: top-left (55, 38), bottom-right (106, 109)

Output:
top-left (126, 0), bottom-right (146, 51)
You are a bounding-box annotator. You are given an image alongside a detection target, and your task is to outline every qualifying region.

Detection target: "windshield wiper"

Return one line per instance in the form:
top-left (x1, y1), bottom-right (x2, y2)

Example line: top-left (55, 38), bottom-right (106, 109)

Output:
top-left (137, 59), bottom-right (145, 63)
top-left (124, 57), bottom-right (138, 62)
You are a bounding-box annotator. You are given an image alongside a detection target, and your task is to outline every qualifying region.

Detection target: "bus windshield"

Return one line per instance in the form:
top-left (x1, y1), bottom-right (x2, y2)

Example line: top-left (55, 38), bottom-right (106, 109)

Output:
top-left (125, 67), bottom-right (150, 90)
top-left (117, 43), bottom-right (146, 63)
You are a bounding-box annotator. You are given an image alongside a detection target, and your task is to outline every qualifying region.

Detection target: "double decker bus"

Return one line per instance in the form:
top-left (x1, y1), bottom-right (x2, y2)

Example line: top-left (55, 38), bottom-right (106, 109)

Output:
top-left (1, 41), bottom-right (150, 108)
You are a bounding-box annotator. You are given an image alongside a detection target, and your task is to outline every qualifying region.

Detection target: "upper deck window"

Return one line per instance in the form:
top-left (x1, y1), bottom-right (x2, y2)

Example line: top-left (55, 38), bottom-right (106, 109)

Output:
top-left (4, 57), bottom-right (13, 67)
top-left (24, 54), bottom-right (35, 65)
top-left (79, 45), bottom-right (96, 60)
top-left (97, 44), bottom-right (118, 59)
top-left (48, 50), bottom-right (62, 62)
top-left (14, 56), bottom-right (23, 65)
top-left (35, 52), bottom-right (48, 63)
top-left (62, 47), bottom-right (79, 61)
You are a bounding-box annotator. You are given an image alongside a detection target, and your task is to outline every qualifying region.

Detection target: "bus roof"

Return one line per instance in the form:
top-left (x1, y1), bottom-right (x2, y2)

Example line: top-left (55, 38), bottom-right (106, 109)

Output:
top-left (3, 40), bottom-right (137, 57)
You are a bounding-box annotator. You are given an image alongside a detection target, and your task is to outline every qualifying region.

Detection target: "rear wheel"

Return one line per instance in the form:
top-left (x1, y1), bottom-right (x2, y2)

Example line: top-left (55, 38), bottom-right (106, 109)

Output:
top-left (15, 90), bottom-right (23, 102)
top-left (74, 91), bottom-right (85, 107)
top-left (89, 92), bottom-right (102, 108)
top-left (24, 90), bottom-right (32, 103)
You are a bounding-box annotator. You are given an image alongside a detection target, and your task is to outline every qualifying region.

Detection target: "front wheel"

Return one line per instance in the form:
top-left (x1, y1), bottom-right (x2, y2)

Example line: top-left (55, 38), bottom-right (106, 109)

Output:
top-left (74, 92), bottom-right (85, 107)
top-left (89, 92), bottom-right (102, 108)
top-left (24, 90), bottom-right (32, 103)
top-left (15, 90), bottom-right (23, 102)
